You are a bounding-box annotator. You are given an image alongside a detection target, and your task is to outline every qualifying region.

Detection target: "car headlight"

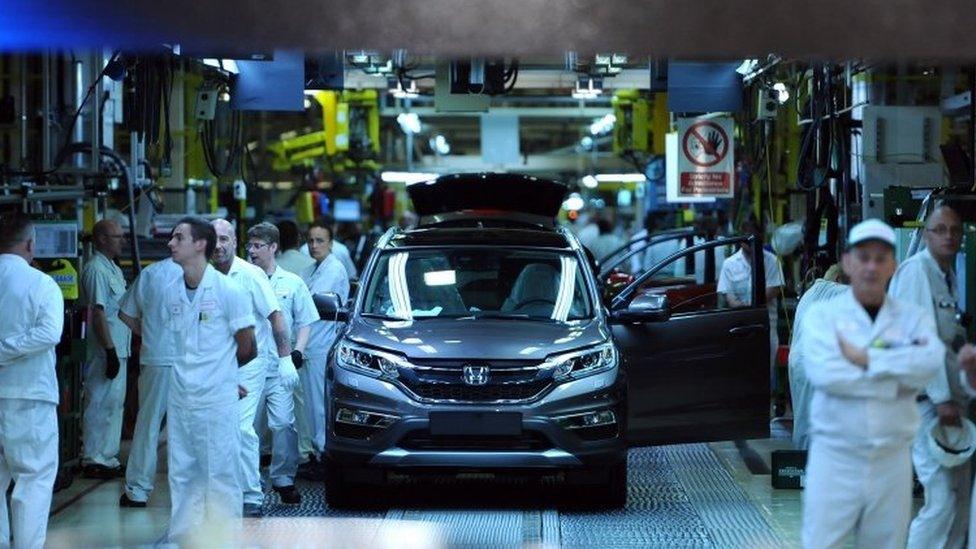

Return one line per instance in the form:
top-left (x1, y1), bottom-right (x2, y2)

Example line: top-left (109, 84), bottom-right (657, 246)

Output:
top-left (335, 341), bottom-right (408, 380)
top-left (545, 343), bottom-right (617, 381)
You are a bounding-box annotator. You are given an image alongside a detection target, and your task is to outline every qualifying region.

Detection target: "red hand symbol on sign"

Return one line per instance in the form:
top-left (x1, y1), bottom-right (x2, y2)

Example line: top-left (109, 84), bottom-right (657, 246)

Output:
top-left (682, 121), bottom-right (729, 168)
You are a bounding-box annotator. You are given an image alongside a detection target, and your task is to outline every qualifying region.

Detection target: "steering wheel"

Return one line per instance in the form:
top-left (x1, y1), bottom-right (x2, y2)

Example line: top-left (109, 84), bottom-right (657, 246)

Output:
top-left (512, 298), bottom-right (557, 311)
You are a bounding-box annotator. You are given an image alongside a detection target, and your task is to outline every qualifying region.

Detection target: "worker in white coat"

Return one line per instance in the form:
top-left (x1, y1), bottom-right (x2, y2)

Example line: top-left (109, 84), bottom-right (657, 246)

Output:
top-left (302, 218), bottom-right (350, 463)
top-left (801, 219), bottom-right (943, 549)
top-left (164, 217), bottom-right (255, 542)
top-left (0, 214), bottom-right (64, 549)
top-left (955, 345), bottom-right (976, 548)
top-left (718, 221), bottom-right (784, 395)
top-left (246, 222), bottom-right (317, 504)
top-left (300, 214), bottom-right (357, 279)
top-left (118, 257), bottom-right (182, 507)
top-left (787, 266), bottom-right (848, 450)
top-left (211, 219), bottom-right (297, 518)
top-left (892, 205), bottom-right (971, 549)
top-left (276, 220), bottom-right (314, 276)
top-left (79, 219), bottom-right (131, 478)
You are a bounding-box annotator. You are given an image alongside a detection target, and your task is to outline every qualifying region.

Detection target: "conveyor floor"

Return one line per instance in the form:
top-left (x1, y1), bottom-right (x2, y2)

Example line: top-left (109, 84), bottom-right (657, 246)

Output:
top-left (251, 443), bottom-right (784, 548)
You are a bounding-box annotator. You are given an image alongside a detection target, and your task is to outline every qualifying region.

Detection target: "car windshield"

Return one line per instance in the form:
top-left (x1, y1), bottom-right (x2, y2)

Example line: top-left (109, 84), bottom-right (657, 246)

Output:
top-left (362, 248), bottom-right (593, 322)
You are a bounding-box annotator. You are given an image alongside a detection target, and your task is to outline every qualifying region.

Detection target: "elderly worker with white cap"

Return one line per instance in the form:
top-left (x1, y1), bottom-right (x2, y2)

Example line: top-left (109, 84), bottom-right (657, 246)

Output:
top-left (801, 219), bottom-right (943, 549)
top-left (889, 204), bottom-right (972, 549)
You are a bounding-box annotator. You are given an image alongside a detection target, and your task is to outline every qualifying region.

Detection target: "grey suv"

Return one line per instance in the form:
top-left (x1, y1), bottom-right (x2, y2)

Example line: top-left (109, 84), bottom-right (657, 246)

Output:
top-left (315, 173), bottom-right (770, 508)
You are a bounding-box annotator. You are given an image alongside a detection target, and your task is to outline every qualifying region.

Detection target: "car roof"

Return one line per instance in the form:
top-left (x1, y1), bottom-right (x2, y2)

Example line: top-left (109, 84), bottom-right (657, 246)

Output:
top-left (386, 227), bottom-right (574, 250)
top-left (407, 173), bottom-right (568, 224)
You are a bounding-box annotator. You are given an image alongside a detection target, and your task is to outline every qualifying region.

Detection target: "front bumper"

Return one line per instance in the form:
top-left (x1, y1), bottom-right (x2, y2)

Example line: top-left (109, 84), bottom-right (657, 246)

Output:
top-left (325, 359), bottom-right (627, 471)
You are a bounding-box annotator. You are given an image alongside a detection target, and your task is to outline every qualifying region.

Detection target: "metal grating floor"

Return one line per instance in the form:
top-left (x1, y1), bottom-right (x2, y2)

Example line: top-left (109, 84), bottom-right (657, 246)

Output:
top-left (256, 444), bottom-right (783, 548)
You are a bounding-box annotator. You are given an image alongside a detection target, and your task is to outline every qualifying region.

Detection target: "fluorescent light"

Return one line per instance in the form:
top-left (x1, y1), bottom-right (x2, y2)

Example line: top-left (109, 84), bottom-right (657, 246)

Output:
top-left (572, 76), bottom-right (603, 100)
top-left (390, 78), bottom-right (420, 99)
top-left (381, 172), bottom-right (439, 185)
top-left (735, 59), bottom-right (759, 75)
top-left (424, 270), bottom-right (457, 286)
top-left (589, 113), bottom-right (616, 135)
top-left (581, 175), bottom-right (599, 189)
top-left (594, 173), bottom-right (646, 182)
top-left (562, 193), bottom-right (585, 211)
top-left (396, 112), bottom-right (422, 135)
top-left (202, 58), bottom-right (239, 75)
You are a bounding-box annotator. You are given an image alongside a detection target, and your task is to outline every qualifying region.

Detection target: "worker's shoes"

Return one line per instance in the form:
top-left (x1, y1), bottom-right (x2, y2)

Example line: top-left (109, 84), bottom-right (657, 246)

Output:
top-left (296, 455), bottom-right (324, 481)
top-left (119, 493), bottom-right (147, 508)
top-left (81, 464), bottom-right (123, 479)
top-left (273, 485), bottom-right (302, 505)
top-left (243, 503), bottom-right (264, 518)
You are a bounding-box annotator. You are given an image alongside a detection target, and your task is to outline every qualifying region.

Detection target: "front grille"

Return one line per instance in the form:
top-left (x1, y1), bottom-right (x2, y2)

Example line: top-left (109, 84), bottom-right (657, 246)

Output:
top-left (397, 358), bottom-right (553, 403)
top-left (399, 430), bottom-right (552, 451)
top-left (409, 382), bottom-right (549, 402)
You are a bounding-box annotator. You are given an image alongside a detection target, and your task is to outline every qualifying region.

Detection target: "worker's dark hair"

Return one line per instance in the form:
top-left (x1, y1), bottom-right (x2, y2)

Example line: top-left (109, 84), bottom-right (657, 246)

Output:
top-left (247, 222), bottom-right (279, 247)
top-left (0, 213), bottom-right (33, 252)
top-left (176, 216), bottom-right (217, 260)
top-left (596, 218), bottom-right (613, 235)
top-left (927, 202), bottom-right (961, 225)
top-left (276, 219), bottom-right (301, 250)
top-left (740, 217), bottom-right (761, 236)
top-left (309, 217), bottom-right (334, 241)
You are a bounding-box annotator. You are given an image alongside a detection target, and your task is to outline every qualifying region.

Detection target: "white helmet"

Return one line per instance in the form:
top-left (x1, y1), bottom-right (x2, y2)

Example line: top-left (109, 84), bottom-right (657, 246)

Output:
top-left (927, 418), bottom-right (976, 468)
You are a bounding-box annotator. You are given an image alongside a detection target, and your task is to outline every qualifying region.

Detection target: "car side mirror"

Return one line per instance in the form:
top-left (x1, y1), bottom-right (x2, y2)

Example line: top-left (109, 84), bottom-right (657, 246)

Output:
top-left (314, 292), bottom-right (349, 322)
top-left (611, 293), bottom-right (671, 323)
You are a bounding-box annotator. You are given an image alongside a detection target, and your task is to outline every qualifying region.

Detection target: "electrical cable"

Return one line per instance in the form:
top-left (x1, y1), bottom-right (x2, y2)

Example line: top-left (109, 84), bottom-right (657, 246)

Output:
top-left (59, 142), bottom-right (141, 273)
top-left (2, 51), bottom-right (120, 179)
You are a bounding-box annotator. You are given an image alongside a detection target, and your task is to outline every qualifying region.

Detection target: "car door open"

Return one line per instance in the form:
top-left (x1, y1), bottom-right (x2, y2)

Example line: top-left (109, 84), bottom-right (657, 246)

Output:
top-left (611, 235), bottom-right (770, 447)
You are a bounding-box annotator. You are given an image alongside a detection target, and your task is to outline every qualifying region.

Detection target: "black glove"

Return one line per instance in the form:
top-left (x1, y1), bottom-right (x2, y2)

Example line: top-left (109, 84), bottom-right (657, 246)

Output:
top-left (105, 348), bottom-right (121, 380)
top-left (291, 349), bottom-right (305, 370)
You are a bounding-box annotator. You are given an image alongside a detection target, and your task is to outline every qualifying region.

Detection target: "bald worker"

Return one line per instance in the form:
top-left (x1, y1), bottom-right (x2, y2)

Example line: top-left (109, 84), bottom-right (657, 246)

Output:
top-left (894, 205), bottom-right (972, 548)
top-left (80, 220), bottom-right (131, 478)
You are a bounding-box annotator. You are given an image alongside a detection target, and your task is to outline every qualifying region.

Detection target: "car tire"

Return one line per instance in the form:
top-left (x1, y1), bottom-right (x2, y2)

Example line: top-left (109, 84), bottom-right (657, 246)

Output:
top-left (565, 459), bottom-right (628, 509)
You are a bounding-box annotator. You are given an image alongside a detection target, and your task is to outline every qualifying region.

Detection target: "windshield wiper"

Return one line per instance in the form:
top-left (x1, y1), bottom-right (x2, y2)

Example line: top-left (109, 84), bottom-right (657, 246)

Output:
top-left (465, 313), bottom-right (554, 322)
top-left (361, 312), bottom-right (411, 321)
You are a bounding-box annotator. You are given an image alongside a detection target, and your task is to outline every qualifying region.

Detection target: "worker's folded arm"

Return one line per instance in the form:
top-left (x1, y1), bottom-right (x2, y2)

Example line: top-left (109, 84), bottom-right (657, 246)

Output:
top-left (0, 279), bottom-right (64, 363)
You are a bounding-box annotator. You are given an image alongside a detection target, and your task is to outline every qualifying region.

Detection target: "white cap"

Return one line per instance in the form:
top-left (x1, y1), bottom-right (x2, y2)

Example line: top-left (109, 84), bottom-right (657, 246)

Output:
top-left (846, 219), bottom-right (896, 249)
top-left (927, 418), bottom-right (976, 468)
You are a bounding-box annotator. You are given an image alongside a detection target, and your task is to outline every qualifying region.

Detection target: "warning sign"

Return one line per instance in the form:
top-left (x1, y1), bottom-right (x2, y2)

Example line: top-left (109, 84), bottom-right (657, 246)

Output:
top-left (677, 116), bottom-right (735, 198)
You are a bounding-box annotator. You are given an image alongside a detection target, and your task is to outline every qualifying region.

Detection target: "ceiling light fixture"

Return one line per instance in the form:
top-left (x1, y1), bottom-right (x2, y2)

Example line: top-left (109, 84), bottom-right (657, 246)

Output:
top-left (389, 78), bottom-right (419, 99)
top-left (572, 76), bottom-right (603, 100)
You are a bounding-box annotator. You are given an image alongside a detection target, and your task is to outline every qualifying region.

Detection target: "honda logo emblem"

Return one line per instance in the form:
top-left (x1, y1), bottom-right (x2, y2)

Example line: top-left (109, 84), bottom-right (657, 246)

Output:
top-left (462, 364), bottom-right (490, 386)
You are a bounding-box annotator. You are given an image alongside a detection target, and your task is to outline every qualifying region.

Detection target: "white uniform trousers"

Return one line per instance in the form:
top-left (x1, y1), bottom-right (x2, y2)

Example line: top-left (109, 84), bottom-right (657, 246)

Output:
top-left (907, 399), bottom-right (971, 549)
top-left (123, 365), bottom-right (171, 503)
top-left (166, 399), bottom-right (241, 541)
top-left (262, 372), bottom-right (299, 487)
top-left (238, 360), bottom-right (269, 506)
top-left (0, 399), bottom-right (58, 549)
top-left (302, 352), bottom-right (328, 455)
top-left (294, 367), bottom-right (314, 460)
top-left (789, 356), bottom-right (814, 450)
top-left (81, 354), bottom-right (127, 467)
top-left (803, 437), bottom-right (912, 549)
